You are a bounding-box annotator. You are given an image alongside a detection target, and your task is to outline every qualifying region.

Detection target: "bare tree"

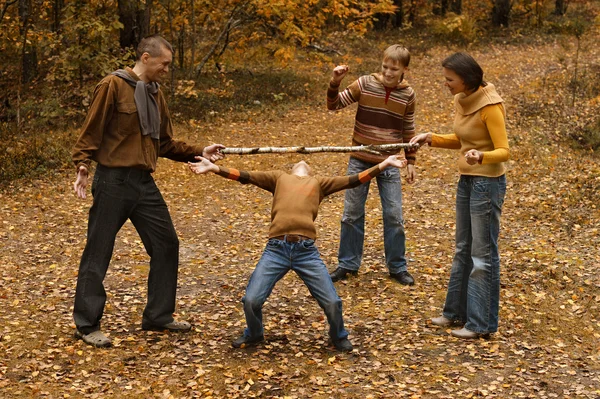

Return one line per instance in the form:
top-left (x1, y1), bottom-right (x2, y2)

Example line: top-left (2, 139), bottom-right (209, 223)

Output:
top-left (117, 0), bottom-right (151, 50)
top-left (554, 0), bottom-right (568, 16)
top-left (19, 0), bottom-right (37, 83)
top-left (492, 0), bottom-right (511, 27)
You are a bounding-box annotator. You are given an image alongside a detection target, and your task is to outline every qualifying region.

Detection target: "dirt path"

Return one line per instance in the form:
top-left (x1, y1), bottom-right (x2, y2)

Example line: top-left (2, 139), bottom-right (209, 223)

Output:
top-left (1, 40), bottom-right (599, 398)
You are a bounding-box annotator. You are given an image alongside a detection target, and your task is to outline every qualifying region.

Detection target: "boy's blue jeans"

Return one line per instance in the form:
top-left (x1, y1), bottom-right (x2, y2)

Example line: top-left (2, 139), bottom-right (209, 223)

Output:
top-left (338, 157), bottom-right (407, 274)
top-left (443, 175), bottom-right (506, 333)
top-left (242, 238), bottom-right (349, 341)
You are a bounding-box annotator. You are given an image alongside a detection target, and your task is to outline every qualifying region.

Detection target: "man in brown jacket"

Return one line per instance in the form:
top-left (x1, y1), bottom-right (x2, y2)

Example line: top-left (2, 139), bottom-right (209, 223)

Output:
top-left (72, 34), bottom-right (223, 347)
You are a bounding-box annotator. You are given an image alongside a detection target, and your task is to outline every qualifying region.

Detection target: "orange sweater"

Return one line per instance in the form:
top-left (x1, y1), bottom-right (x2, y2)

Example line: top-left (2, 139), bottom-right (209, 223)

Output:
top-left (432, 83), bottom-right (509, 177)
top-left (216, 165), bottom-right (382, 239)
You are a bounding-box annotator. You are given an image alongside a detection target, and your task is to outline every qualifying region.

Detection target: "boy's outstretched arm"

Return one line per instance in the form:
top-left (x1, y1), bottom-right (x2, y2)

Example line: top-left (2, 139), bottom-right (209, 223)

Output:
top-left (379, 154), bottom-right (407, 170)
top-left (188, 156), bottom-right (280, 193)
top-left (320, 155), bottom-right (407, 196)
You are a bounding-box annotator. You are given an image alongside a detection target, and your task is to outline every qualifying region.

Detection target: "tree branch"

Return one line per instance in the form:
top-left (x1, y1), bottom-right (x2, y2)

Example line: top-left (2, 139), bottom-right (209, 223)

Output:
top-left (194, 3), bottom-right (245, 77)
top-left (221, 143), bottom-right (419, 155)
top-left (1, 0), bottom-right (18, 22)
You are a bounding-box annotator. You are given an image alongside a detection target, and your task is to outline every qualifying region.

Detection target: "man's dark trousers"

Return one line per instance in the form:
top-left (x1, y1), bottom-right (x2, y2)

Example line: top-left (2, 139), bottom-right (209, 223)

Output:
top-left (73, 164), bottom-right (179, 334)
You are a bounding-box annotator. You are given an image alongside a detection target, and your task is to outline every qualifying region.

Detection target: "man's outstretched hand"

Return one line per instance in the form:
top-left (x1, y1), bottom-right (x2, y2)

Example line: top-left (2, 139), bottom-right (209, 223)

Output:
top-left (73, 165), bottom-right (89, 199)
top-left (202, 144), bottom-right (226, 162)
top-left (188, 156), bottom-right (219, 175)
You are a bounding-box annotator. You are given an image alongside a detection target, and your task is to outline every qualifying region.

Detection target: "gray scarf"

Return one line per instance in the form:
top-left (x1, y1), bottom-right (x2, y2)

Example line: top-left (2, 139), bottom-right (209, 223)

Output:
top-left (112, 69), bottom-right (160, 140)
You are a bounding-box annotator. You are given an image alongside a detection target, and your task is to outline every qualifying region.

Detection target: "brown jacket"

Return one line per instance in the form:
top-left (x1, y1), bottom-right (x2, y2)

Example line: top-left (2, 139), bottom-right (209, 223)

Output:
top-left (72, 67), bottom-right (204, 172)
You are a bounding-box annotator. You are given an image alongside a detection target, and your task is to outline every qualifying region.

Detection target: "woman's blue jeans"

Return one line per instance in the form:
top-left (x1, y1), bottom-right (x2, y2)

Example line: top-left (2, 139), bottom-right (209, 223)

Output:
top-left (338, 157), bottom-right (407, 274)
top-left (443, 174), bottom-right (506, 333)
top-left (242, 238), bottom-right (348, 341)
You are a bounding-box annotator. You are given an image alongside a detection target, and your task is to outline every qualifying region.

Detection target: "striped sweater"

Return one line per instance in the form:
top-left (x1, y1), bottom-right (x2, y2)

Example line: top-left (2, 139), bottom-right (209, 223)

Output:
top-left (327, 73), bottom-right (417, 164)
top-left (216, 164), bottom-right (382, 239)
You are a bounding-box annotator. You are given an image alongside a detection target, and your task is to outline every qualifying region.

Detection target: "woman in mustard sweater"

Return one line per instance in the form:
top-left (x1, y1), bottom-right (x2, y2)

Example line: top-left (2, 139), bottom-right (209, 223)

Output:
top-left (410, 52), bottom-right (509, 339)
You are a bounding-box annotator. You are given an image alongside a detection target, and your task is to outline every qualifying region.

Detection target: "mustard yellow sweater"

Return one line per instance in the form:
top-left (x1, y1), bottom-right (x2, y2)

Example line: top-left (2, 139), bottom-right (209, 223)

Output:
top-left (432, 83), bottom-right (509, 177)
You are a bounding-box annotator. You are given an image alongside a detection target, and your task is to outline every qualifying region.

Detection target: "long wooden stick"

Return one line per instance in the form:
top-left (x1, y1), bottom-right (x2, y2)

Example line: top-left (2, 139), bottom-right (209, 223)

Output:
top-left (221, 143), bottom-right (419, 155)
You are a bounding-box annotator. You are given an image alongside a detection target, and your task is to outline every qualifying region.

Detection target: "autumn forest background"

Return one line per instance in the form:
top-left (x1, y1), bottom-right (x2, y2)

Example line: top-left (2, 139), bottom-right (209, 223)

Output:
top-left (1, 0), bottom-right (600, 398)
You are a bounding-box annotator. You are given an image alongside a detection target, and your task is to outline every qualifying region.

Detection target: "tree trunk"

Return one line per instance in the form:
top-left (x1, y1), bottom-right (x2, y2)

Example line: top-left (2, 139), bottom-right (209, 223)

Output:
top-left (554, 0), bottom-right (568, 16)
top-left (450, 0), bottom-right (462, 15)
top-left (433, 0), bottom-right (448, 16)
top-left (491, 0), bottom-right (510, 27)
top-left (393, 0), bottom-right (404, 27)
top-left (407, 0), bottom-right (417, 25)
top-left (374, 0), bottom-right (403, 29)
top-left (189, 0), bottom-right (195, 76)
top-left (117, 0), bottom-right (151, 50)
top-left (19, 0), bottom-right (37, 83)
top-left (52, 0), bottom-right (64, 32)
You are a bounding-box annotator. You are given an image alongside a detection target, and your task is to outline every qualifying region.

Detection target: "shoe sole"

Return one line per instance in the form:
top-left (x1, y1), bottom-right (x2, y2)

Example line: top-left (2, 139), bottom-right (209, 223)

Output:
top-left (232, 337), bottom-right (264, 348)
top-left (142, 326), bottom-right (192, 332)
top-left (451, 331), bottom-right (491, 339)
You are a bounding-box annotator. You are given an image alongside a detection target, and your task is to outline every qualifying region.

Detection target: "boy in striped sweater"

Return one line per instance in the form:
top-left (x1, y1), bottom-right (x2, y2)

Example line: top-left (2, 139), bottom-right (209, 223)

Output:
top-left (327, 44), bottom-right (417, 286)
top-left (188, 155), bottom-right (407, 352)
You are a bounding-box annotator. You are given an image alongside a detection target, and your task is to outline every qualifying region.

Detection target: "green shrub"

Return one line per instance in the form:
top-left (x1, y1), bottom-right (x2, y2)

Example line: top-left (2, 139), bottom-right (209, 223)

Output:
top-left (571, 115), bottom-right (600, 153)
top-left (430, 13), bottom-right (479, 45)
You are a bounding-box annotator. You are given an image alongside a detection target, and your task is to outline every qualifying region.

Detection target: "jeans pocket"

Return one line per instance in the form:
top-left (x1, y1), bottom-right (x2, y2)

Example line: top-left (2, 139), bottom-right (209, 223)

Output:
top-left (471, 179), bottom-right (491, 215)
top-left (472, 179), bottom-right (490, 195)
top-left (267, 239), bottom-right (282, 248)
top-left (301, 239), bottom-right (315, 249)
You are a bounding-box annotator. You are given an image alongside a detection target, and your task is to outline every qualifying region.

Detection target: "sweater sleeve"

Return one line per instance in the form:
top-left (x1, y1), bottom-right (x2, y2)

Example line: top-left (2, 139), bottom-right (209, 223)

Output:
top-left (216, 166), bottom-right (281, 193)
top-left (318, 164), bottom-right (382, 196)
top-left (327, 78), bottom-right (361, 110)
top-left (402, 90), bottom-right (417, 164)
top-left (431, 133), bottom-right (462, 149)
top-left (480, 104), bottom-right (509, 164)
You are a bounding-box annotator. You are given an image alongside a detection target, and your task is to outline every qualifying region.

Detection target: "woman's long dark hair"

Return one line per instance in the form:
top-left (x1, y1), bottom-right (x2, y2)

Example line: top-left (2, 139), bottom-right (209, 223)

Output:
top-left (442, 52), bottom-right (486, 91)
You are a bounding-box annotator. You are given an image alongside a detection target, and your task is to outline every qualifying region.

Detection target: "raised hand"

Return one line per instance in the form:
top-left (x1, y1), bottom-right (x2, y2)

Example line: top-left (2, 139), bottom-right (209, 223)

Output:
top-left (332, 65), bottom-right (349, 85)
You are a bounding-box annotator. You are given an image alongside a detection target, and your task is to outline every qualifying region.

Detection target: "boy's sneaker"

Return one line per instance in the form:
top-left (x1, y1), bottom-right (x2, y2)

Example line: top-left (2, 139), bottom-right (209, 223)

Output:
top-left (232, 334), bottom-right (264, 348)
top-left (333, 338), bottom-right (353, 352)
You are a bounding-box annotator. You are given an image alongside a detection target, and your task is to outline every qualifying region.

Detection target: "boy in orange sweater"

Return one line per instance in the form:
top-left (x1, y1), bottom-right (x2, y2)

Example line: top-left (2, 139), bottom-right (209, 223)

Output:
top-left (188, 154), bottom-right (406, 351)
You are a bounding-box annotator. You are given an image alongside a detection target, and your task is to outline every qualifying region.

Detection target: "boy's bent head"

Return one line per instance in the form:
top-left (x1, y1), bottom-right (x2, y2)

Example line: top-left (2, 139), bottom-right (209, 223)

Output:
top-left (383, 44), bottom-right (410, 68)
top-left (291, 160), bottom-right (312, 176)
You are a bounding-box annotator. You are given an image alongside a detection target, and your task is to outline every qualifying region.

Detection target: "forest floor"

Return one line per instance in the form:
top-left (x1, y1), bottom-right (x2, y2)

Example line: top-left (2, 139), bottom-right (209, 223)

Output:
top-left (1, 36), bottom-right (599, 399)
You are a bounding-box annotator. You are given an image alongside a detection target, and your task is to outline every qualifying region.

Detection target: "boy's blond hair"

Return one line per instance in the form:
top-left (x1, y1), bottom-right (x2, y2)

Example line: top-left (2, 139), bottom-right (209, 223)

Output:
top-left (383, 45), bottom-right (410, 67)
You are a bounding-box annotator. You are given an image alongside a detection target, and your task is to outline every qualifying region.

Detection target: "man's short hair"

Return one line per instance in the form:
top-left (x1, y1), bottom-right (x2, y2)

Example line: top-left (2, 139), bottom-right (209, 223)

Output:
top-left (136, 35), bottom-right (173, 60)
